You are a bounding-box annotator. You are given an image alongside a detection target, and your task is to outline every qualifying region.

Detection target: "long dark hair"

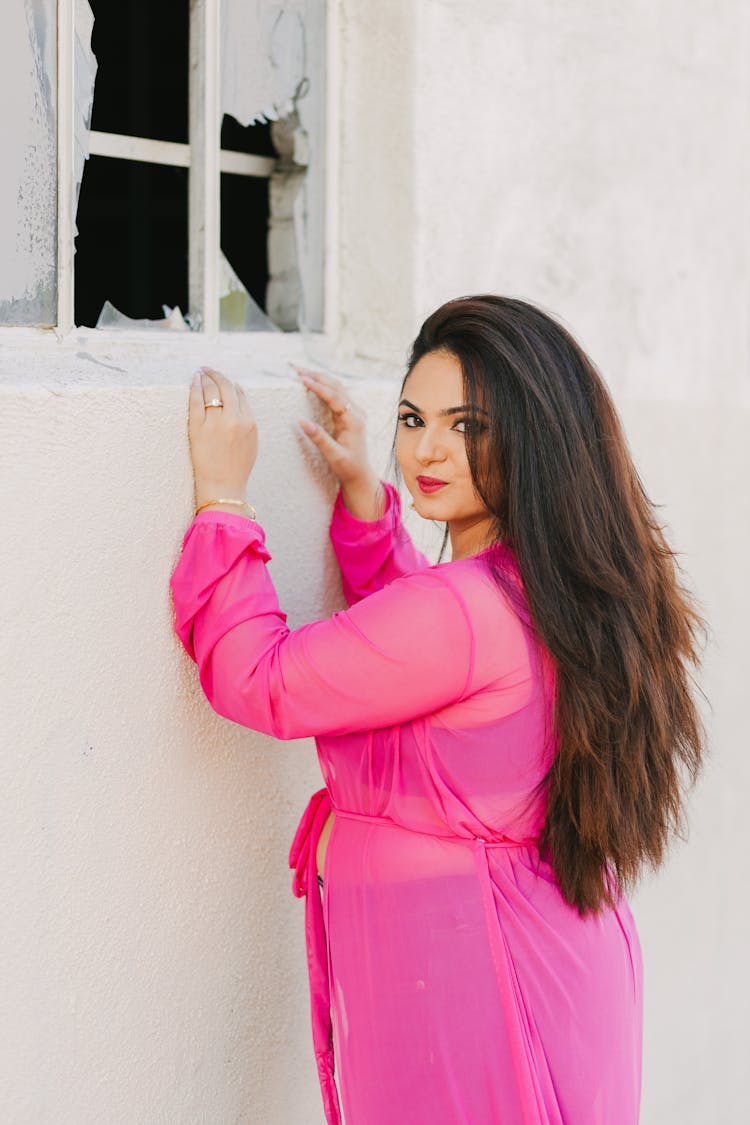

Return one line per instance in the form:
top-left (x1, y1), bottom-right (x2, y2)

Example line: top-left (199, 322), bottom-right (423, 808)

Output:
top-left (387, 294), bottom-right (708, 916)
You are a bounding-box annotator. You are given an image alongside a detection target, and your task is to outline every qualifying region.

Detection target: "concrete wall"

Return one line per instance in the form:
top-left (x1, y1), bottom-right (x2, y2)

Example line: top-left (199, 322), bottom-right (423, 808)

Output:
top-left (1, 1), bottom-right (747, 1121)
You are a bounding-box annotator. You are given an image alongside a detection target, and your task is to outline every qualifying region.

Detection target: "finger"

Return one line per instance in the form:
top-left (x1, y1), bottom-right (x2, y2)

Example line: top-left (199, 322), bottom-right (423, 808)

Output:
top-left (201, 366), bottom-right (239, 413)
top-left (199, 368), bottom-right (222, 406)
top-left (189, 370), bottom-right (207, 425)
top-left (235, 382), bottom-right (250, 417)
top-left (292, 364), bottom-right (326, 380)
top-left (293, 366), bottom-right (347, 395)
top-left (298, 374), bottom-right (353, 417)
top-left (298, 417), bottom-right (344, 460)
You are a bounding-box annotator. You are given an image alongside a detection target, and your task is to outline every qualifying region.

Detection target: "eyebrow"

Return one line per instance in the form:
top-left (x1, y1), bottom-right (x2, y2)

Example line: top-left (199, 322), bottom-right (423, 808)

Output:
top-left (398, 398), bottom-right (489, 417)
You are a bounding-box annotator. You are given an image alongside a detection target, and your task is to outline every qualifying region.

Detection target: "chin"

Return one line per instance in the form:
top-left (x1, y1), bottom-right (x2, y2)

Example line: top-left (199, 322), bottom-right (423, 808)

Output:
top-left (411, 493), bottom-right (449, 517)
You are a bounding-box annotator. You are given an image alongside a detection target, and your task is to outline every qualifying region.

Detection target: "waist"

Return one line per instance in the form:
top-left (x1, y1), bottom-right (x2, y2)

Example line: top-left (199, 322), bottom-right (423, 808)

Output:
top-left (331, 804), bottom-right (539, 849)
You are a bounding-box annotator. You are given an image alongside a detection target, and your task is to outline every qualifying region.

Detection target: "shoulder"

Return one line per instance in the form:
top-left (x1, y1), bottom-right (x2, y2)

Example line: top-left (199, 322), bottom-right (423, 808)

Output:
top-left (374, 547), bottom-right (524, 621)
top-left (429, 549), bottom-right (524, 620)
top-left (428, 552), bottom-right (536, 695)
top-left (340, 551), bottom-right (536, 699)
top-left (345, 544), bottom-right (527, 640)
top-left (339, 563), bottom-right (474, 632)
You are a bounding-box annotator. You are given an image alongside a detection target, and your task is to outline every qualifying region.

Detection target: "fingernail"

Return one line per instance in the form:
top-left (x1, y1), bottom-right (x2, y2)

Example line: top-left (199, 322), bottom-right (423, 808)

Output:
top-left (192, 371), bottom-right (201, 385)
top-left (298, 418), bottom-right (316, 434)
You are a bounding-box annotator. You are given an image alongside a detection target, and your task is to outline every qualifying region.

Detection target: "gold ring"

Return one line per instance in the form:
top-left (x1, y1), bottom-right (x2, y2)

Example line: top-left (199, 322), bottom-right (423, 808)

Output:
top-left (205, 398), bottom-right (224, 408)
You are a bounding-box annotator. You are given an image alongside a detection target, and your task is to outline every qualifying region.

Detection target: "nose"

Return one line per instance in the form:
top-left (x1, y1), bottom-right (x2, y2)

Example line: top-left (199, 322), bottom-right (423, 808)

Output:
top-left (414, 424), bottom-right (447, 466)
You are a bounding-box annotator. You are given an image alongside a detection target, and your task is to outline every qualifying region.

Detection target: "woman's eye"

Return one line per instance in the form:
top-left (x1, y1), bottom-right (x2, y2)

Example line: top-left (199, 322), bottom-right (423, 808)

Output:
top-left (397, 413), bottom-right (482, 434)
top-left (454, 419), bottom-right (487, 435)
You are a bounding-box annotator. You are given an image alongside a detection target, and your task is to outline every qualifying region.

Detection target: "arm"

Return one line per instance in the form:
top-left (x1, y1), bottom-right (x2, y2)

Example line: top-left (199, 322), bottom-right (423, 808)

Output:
top-left (169, 509), bottom-right (473, 740)
top-left (330, 480), bottom-right (431, 606)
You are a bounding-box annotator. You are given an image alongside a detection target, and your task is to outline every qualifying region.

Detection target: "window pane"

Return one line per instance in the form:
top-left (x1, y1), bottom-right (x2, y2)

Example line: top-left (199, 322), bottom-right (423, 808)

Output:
top-left (221, 0), bottom-right (308, 124)
top-left (219, 115), bottom-right (275, 331)
top-left (221, 0), bottom-right (326, 332)
top-left (76, 1), bottom-right (189, 325)
top-left (0, 0), bottom-right (57, 326)
top-left (89, 0), bottom-right (188, 144)
top-left (75, 159), bottom-right (188, 326)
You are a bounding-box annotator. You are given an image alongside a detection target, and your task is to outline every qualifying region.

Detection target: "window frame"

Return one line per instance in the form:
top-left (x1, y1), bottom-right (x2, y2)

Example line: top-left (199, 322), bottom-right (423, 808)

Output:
top-left (49, 0), bottom-right (337, 343)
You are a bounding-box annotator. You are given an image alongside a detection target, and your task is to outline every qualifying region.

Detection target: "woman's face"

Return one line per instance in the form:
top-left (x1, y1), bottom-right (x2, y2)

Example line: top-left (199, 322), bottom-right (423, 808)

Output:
top-left (396, 348), bottom-right (494, 548)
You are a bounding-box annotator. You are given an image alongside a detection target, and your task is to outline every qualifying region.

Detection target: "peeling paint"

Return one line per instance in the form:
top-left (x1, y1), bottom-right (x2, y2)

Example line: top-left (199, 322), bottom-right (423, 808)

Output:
top-left (0, 0), bottom-right (57, 325)
top-left (74, 351), bottom-right (127, 373)
top-left (0, 0), bottom-right (96, 327)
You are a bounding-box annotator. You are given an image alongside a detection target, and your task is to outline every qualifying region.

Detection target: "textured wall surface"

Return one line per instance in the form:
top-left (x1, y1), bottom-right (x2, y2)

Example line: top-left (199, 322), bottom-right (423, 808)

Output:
top-left (2, 0), bottom-right (748, 1121)
top-left (410, 0), bottom-right (750, 406)
top-left (613, 400), bottom-right (747, 1124)
top-left (0, 333), bottom-right (431, 1124)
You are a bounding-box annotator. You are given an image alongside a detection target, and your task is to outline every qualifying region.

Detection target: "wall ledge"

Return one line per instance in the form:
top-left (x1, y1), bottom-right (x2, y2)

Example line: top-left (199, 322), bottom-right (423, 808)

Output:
top-left (0, 327), bottom-right (405, 391)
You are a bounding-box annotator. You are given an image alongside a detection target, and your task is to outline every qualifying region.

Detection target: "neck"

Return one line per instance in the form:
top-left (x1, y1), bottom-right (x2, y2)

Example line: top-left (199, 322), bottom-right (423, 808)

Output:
top-left (448, 515), bottom-right (499, 561)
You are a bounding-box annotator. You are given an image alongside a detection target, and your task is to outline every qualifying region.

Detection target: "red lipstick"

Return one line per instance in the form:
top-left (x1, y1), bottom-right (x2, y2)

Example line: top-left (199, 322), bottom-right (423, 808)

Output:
top-left (416, 476), bottom-right (448, 494)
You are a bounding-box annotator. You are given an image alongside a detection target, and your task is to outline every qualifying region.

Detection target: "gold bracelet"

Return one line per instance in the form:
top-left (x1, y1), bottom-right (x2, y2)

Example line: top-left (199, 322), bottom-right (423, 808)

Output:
top-left (195, 498), bottom-right (257, 519)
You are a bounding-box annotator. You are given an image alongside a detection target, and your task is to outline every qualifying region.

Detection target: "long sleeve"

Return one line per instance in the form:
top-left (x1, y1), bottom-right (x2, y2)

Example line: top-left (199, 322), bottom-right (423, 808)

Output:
top-left (169, 510), bottom-right (474, 740)
top-left (329, 480), bottom-right (431, 606)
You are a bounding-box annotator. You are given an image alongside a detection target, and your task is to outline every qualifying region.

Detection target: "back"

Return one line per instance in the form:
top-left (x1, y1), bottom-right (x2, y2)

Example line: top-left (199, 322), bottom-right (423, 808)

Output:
top-left (314, 549), bottom-right (558, 849)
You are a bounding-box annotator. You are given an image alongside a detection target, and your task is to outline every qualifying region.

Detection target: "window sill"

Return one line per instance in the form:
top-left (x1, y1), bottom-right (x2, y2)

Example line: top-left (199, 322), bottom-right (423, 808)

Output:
top-left (0, 326), bottom-right (348, 390)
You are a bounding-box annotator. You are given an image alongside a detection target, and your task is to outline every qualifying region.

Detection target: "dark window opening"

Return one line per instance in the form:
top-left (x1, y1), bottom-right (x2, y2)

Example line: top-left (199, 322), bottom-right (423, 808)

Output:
top-left (88, 0), bottom-right (188, 145)
top-left (75, 159), bottom-right (189, 327)
top-left (75, 0), bottom-right (188, 326)
top-left (220, 114), bottom-right (276, 314)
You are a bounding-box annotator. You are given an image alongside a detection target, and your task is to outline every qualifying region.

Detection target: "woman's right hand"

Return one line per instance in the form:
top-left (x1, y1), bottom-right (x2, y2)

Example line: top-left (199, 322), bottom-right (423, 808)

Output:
top-left (295, 367), bottom-right (374, 487)
top-left (294, 366), bottom-right (385, 520)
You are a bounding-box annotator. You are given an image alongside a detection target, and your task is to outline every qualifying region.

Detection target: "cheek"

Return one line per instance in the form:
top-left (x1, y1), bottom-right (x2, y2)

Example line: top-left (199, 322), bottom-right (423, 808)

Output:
top-left (455, 440), bottom-right (473, 473)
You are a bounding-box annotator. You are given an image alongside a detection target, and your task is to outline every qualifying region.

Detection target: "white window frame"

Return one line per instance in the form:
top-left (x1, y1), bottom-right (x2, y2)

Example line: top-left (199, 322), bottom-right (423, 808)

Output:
top-left (49, 0), bottom-right (339, 344)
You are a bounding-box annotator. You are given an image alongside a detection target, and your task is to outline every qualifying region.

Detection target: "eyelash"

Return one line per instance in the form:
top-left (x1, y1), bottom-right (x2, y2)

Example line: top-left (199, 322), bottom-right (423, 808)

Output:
top-left (397, 412), bottom-right (482, 435)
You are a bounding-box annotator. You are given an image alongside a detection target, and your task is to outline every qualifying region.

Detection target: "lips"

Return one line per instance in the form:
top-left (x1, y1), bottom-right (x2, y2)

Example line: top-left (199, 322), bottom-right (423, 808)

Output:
top-left (416, 476), bottom-right (448, 493)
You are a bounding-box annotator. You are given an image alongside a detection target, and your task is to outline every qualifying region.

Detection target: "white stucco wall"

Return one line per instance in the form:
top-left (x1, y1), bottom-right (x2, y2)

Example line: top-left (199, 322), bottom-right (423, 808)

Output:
top-left (1, 1), bottom-right (748, 1122)
top-left (0, 333), bottom-right (419, 1124)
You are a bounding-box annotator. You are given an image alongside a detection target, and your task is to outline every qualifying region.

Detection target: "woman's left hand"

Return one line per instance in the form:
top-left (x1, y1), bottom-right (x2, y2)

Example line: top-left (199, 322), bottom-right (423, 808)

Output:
top-left (188, 367), bottom-right (258, 505)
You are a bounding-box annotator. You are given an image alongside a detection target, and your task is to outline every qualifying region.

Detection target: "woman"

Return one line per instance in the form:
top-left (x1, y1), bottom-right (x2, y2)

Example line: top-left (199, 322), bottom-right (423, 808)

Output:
top-left (169, 295), bottom-right (706, 1125)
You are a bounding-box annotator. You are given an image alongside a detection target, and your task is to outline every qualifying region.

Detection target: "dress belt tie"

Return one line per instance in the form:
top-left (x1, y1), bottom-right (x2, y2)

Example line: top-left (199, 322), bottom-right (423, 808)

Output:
top-left (332, 804), bottom-right (539, 849)
top-left (288, 787), bottom-right (341, 1125)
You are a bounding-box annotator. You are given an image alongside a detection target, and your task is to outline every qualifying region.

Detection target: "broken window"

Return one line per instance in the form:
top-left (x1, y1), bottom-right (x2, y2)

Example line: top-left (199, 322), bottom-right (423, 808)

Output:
top-left (0, 0), bottom-right (325, 333)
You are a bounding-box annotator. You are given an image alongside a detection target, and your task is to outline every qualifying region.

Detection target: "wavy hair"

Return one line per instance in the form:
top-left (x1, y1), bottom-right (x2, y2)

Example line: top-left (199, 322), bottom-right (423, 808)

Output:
top-left (387, 294), bottom-right (708, 916)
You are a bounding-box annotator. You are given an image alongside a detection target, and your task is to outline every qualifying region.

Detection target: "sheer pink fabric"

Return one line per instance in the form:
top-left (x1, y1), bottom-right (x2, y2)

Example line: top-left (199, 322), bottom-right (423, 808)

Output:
top-left (170, 481), bottom-right (643, 1124)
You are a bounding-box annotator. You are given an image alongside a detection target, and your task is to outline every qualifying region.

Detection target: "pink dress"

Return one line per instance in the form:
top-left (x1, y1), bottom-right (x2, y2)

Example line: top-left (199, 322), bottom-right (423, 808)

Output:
top-left (169, 481), bottom-right (643, 1125)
